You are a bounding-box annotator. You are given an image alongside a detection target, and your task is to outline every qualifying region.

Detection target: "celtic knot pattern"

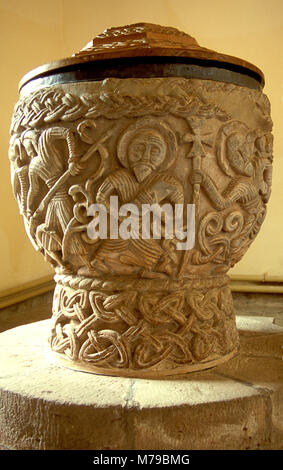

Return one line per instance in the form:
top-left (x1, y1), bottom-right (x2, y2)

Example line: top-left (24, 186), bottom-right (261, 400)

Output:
top-left (10, 78), bottom-right (230, 134)
top-left (49, 276), bottom-right (238, 375)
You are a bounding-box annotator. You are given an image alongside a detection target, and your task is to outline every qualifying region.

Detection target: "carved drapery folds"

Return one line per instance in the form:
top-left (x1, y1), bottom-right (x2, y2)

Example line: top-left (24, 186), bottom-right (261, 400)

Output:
top-left (9, 77), bottom-right (273, 376)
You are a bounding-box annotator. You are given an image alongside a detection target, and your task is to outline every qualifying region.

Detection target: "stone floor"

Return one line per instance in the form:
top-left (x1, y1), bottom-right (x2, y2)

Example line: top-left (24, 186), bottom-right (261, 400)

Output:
top-left (233, 292), bottom-right (283, 323)
top-left (0, 290), bottom-right (53, 334)
top-left (0, 290), bottom-right (282, 450)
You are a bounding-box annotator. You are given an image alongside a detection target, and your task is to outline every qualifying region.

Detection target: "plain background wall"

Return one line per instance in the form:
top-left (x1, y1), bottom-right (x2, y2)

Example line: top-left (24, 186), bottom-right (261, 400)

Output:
top-left (0, 0), bottom-right (282, 291)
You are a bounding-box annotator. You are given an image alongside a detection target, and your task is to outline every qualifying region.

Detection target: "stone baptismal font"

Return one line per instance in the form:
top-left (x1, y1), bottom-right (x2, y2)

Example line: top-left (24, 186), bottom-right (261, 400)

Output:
top-left (9, 23), bottom-right (273, 378)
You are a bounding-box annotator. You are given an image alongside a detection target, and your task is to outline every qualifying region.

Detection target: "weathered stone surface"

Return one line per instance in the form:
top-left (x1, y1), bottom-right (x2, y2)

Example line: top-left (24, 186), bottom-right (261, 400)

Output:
top-left (215, 319), bottom-right (283, 450)
top-left (0, 316), bottom-right (282, 450)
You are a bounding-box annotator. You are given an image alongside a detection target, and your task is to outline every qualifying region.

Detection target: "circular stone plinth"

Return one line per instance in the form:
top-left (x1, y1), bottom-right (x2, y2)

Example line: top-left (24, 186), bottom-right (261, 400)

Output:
top-left (0, 317), bottom-right (282, 450)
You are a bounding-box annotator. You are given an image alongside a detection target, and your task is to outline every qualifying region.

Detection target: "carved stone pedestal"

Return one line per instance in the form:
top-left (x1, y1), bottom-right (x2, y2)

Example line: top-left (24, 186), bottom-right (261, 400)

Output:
top-left (50, 274), bottom-right (238, 377)
top-left (8, 24), bottom-right (273, 378)
top-left (0, 317), bottom-right (282, 450)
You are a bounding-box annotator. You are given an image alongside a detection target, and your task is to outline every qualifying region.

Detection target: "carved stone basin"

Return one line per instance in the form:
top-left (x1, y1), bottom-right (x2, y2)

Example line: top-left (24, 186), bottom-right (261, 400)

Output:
top-left (9, 23), bottom-right (273, 378)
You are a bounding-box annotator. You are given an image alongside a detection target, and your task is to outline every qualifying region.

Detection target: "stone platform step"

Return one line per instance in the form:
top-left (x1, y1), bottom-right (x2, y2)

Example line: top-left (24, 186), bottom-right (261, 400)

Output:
top-left (0, 316), bottom-right (282, 450)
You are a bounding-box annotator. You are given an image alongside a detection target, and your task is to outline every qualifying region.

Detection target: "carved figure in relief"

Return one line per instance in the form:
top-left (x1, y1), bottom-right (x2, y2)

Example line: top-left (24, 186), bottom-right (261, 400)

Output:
top-left (89, 118), bottom-right (184, 277)
top-left (9, 133), bottom-right (34, 218)
top-left (62, 121), bottom-right (111, 268)
top-left (16, 119), bottom-right (111, 271)
top-left (253, 132), bottom-right (273, 204)
top-left (9, 130), bottom-right (42, 250)
top-left (24, 126), bottom-right (85, 268)
top-left (191, 121), bottom-right (273, 264)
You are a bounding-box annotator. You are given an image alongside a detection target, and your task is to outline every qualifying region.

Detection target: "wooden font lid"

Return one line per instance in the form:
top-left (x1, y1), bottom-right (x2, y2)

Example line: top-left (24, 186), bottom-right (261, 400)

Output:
top-left (19, 23), bottom-right (265, 90)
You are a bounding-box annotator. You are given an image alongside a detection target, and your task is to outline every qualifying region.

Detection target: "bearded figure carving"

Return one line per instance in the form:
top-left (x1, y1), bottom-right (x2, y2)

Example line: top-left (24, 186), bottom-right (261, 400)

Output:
top-left (89, 118), bottom-right (184, 278)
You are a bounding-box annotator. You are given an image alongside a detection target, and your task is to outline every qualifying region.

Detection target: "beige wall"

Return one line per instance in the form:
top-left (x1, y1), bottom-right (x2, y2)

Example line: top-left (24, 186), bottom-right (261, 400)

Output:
top-left (0, 0), bottom-right (282, 291)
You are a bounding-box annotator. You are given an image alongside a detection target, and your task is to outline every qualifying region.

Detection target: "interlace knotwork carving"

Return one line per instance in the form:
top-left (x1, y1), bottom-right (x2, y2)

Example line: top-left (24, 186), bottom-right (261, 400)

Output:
top-left (49, 276), bottom-right (238, 373)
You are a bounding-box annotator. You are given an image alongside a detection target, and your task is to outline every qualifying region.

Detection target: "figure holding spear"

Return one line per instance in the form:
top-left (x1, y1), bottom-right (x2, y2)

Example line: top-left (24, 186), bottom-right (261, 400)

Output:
top-left (25, 120), bottom-right (111, 269)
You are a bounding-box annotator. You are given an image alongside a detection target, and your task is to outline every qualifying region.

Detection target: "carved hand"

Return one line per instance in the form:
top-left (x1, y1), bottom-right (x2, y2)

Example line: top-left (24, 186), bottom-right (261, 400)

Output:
top-left (69, 162), bottom-right (85, 176)
top-left (190, 170), bottom-right (203, 185)
top-left (147, 182), bottom-right (176, 203)
top-left (26, 209), bottom-right (33, 221)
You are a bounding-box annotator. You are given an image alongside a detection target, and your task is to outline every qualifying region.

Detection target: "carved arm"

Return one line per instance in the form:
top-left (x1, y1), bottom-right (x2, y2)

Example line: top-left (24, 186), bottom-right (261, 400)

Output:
top-left (192, 170), bottom-right (250, 210)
